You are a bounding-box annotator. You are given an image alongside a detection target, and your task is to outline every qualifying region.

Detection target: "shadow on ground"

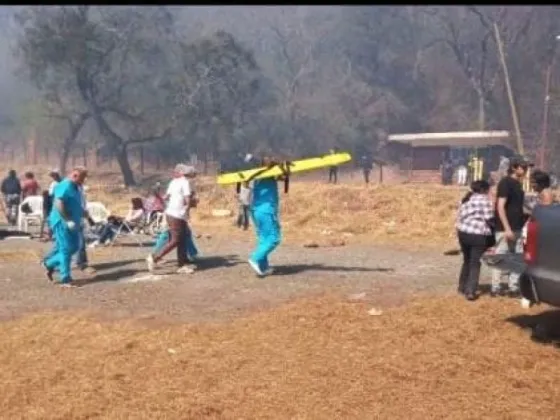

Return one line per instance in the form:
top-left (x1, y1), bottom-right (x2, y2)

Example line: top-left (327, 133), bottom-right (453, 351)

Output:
top-left (272, 264), bottom-right (394, 276)
top-left (507, 309), bottom-right (560, 347)
top-left (75, 269), bottom-right (141, 286)
top-left (91, 259), bottom-right (143, 271)
top-left (195, 255), bottom-right (242, 270)
top-left (114, 242), bottom-right (156, 248)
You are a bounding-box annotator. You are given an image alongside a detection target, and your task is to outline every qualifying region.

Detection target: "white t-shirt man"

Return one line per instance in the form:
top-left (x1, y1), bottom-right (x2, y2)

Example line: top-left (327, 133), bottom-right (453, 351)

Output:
top-left (165, 177), bottom-right (191, 219)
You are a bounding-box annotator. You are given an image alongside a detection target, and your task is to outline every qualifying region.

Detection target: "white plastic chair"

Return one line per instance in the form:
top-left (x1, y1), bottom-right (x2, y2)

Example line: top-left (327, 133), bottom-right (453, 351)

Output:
top-left (17, 195), bottom-right (43, 233)
top-left (86, 201), bottom-right (110, 224)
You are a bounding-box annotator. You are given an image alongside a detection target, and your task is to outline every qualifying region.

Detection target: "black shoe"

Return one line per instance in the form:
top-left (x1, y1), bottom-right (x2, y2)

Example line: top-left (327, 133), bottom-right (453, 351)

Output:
top-left (465, 293), bottom-right (478, 301)
top-left (40, 261), bottom-right (54, 282)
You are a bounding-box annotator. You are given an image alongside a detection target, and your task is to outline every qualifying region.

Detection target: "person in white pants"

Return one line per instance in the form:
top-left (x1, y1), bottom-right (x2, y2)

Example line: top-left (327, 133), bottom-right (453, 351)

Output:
top-left (456, 165), bottom-right (468, 186)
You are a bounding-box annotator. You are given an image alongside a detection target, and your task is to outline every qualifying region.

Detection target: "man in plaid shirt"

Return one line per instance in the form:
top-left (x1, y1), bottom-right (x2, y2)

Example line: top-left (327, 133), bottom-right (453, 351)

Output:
top-left (456, 180), bottom-right (494, 301)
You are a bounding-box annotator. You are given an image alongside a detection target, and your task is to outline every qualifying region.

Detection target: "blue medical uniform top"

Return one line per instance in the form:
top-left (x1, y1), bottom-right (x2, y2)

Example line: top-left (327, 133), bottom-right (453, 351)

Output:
top-left (251, 178), bottom-right (279, 213)
top-left (48, 178), bottom-right (83, 227)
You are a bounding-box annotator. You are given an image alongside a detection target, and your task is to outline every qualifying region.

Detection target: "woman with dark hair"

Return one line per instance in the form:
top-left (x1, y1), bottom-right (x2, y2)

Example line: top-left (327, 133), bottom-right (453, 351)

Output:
top-left (456, 180), bottom-right (495, 301)
top-left (530, 169), bottom-right (553, 206)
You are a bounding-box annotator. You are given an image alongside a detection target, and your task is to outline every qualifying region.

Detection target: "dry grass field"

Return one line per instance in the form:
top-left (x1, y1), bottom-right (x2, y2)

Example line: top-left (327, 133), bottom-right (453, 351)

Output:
top-left (2, 295), bottom-right (560, 419)
top-left (1, 164), bottom-right (557, 419)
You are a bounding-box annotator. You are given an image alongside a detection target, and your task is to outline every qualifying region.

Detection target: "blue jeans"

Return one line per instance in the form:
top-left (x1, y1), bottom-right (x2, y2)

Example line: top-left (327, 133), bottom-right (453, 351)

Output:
top-left (250, 207), bottom-right (281, 272)
top-left (98, 223), bottom-right (116, 244)
top-left (153, 229), bottom-right (199, 259)
top-left (75, 226), bottom-right (88, 268)
top-left (44, 222), bottom-right (80, 283)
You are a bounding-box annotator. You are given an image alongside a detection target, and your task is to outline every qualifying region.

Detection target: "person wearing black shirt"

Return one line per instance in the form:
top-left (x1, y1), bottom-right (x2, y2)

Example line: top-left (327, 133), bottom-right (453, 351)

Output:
top-left (491, 156), bottom-right (529, 297)
top-left (1, 169), bottom-right (22, 226)
top-left (361, 155), bottom-right (373, 184)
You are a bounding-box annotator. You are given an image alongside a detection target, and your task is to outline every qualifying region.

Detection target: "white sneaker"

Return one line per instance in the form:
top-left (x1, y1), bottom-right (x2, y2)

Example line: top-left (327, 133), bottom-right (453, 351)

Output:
top-left (88, 240), bottom-right (100, 249)
top-left (248, 259), bottom-right (264, 276)
top-left (177, 265), bottom-right (195, 274)
top-left (146, 254), bottom-right (155, 272)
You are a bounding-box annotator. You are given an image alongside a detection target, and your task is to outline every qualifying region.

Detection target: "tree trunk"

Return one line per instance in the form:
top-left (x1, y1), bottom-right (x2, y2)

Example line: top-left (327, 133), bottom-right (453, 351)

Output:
top-left (115, 146), bottom-right (136, 186)
top-left (478, 93), bottom-right (485, 131)
top-left (59, 146), bottom-right (70, 175)
top-left (139, 146), bottom-right (145, 175)
top-left (82, 147), bottom-right (87, 167)
top-left (203, 153), bottom-right (209, 175)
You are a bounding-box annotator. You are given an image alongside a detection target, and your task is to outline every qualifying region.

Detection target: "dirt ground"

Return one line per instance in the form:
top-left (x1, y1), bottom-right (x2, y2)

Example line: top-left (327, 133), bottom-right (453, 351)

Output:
top-left (0, 231), bottom-right (459, 323)
top-left (2, 176), bottom-right (560, 419)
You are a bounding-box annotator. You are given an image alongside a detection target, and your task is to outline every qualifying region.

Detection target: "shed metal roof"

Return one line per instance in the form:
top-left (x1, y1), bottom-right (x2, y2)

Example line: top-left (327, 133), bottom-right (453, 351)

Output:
top-left (388, 130), bottom-right (512, 148)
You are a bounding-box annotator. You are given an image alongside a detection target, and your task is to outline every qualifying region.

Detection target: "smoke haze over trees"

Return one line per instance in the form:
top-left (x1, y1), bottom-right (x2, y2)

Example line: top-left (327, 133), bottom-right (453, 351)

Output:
top-left (0, 5), bottom-right (559, 184)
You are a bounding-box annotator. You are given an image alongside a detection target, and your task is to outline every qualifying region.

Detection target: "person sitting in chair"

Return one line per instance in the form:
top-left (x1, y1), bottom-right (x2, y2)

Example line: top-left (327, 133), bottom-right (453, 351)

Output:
top-left (89, 197), bottom-right (145, 247)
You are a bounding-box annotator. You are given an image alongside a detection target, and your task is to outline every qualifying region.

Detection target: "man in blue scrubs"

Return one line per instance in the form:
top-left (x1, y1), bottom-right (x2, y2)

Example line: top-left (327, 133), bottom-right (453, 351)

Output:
top-left (42, 167), bottom-right (87, 286)
top-left (247, 156), bottom-right (286, 277)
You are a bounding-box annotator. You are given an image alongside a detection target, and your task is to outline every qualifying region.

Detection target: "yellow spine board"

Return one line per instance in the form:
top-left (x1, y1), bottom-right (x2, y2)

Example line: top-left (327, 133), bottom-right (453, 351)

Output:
top-left (217, 153), bottom-right (352, 186)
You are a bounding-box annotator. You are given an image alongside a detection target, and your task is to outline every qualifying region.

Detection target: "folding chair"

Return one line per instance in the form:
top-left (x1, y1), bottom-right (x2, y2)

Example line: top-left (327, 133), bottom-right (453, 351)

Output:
top-left (110, 197), bottom-right (145, 246)
top-left (17, 195), bottom-right (43, 233)
top-left (111, 220), bottom-right (144, 246)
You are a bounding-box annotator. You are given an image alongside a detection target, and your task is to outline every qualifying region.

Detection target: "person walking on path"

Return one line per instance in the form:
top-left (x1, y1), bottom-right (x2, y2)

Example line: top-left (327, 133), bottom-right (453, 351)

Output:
top-left (246, 156), bottom-right (288, 277)
top-left (456, 180), bottom-right (495, 301)
top-left (146, 164), bottom-right (193, 274)
top-left (42, 167), bottom-right (87, 286)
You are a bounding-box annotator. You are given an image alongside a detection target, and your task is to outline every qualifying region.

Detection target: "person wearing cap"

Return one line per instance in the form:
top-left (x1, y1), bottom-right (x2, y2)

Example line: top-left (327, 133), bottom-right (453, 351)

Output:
top-left (491, 155), bottom-right (530, 297)
top-left (146, 163), bottom-right (193, 274)
top-left (151, 167), bottom-right (200, 262)
top-left (42, 167), bottom-right (88, 286)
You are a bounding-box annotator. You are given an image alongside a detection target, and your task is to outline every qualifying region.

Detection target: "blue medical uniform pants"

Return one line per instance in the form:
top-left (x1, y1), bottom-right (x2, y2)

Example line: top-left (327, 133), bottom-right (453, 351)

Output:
top-left (250, 207), bottom-right (281, 272)
top-left (44, 222), bottom-right (80, 283)
top-left (153, 229), bottom-right (199, 259)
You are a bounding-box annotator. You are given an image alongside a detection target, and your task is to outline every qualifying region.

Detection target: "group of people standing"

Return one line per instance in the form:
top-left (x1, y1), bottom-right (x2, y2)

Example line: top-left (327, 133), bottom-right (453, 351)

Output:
top-left (327, 148), bottom-right (373, 185)
top-left (455, 155), bottom-right (553, 301)
top-left (0, 170), bottom-right (42, 225)
top-left (441, 155), bottom-right (486, 186)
